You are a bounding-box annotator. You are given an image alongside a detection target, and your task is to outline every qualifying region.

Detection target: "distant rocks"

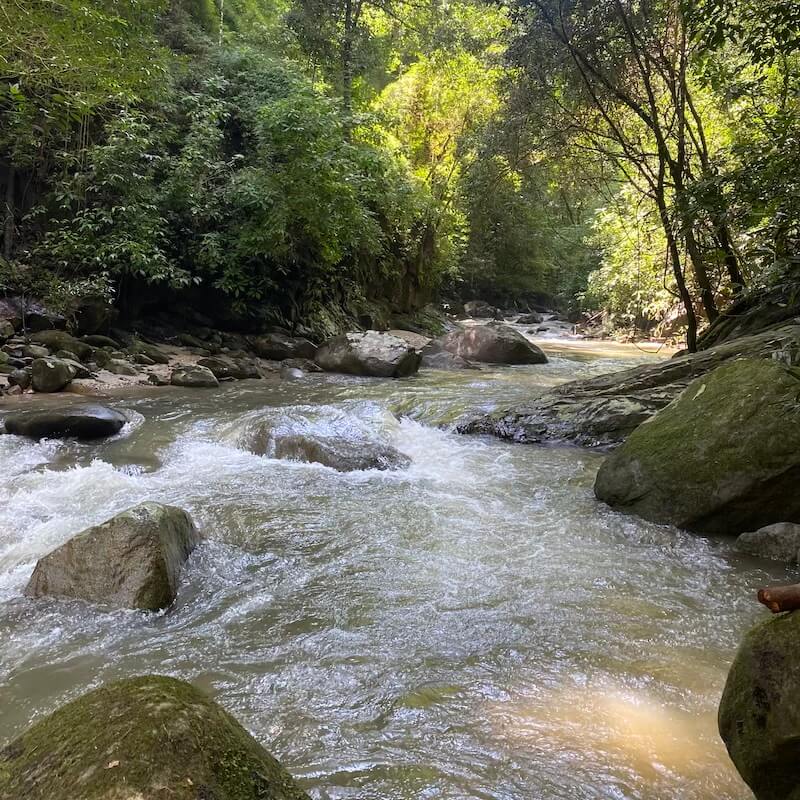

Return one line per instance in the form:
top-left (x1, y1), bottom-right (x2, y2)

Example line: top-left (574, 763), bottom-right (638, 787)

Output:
top-left (170, 364), bottom-right (219, 388)
top-left (594, 359), bottom-right (800, 534)
top-left (719, 612), bottom-right (800, 800)
top-left (249, 332), bottom-right (317, 361)
top-left (3, 405), bottom-right (127, 440)
top-left (315, 331), bottom-right (421, 378)
top-left (463, 300), bottom-right (500, 319)
top-left (25, 502), bottom-right (200, 612)
top-left (0, 675), bottom-right (311, 800)
top-left (516, 312), bottom-right (543, 325)
top-left (440, 324), bottom-right (548, 365)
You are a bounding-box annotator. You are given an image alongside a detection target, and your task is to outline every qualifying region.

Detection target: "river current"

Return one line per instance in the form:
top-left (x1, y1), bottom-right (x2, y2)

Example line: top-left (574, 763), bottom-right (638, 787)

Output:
top-left (0, 335), bottom-right (788, 799)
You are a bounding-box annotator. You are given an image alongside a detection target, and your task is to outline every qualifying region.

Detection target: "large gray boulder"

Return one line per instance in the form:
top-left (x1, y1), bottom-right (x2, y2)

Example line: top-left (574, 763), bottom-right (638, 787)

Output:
top-left (30, 357), bottom-right (75, 392)
top-left (24, 502), bottom-right (200, 611)
top-left (719, 612), bottom-right (800, 800)
top-left (736, 523), bottom-right (800, 563)
top-left (594, 358), bottom-right (800, 534)
top-left (3, 405), bottom-right (127, 439)
top-left (170, 364), bottom-right (219, 388)
top-left (460, 322), bottom-right (800, 447)
top-left (315, 331), bottom-right (421, 378)
top-left (440, 324), bottom-right (547, 365)
top-left (0, 675), bottom-right (311, 800)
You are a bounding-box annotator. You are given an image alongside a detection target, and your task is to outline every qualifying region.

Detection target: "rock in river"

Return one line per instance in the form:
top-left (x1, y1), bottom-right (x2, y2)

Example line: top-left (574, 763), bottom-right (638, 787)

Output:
top-left (719, 611), bottom-right (800, 800)
top-left (30, 357), bottom-right (75, 392)
top-left (3, 404), bottom-right (127, 439)
top-left (170, 364), bottom-right (219, 388)
top-left (736, 523), bottom-right (800, 563)
top-left (0, 674), bottom-right (311, 800)
top-left (315, 331), bottom-right (421, 378)
top-left (24, 502), bottom-right (200, 611)
top-left (440, 323), bottom-right (547, 365)
top-left (594, 358), bottom-right (800, 534)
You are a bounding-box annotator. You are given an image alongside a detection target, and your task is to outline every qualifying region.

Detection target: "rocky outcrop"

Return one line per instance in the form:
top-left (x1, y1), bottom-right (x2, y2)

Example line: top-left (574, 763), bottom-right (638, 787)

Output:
top-left (0, 675), bottom-right (311, 800)
top-left (241, 421), bottom-right (410, 472)
top-left (460, 322), bottom-right (800, 447)
top-left (440, 324), bottom-right (547, 365)
top-left (25, 502), bottom-right (200, 611)
top-left (594, 359), bottom-right (800, 534)
top-left (3, 405), bottom-right (127, 439)
top-left (315, 331), bottom-right (421, 378)
top-left (736, 523), bottom-right (800, 563)
top-left (719, 612), bottom-right (800, 800)
top-left (170, 364), bottom-right (219, 388)
top-left (30, 357), bottom-right (75, 392)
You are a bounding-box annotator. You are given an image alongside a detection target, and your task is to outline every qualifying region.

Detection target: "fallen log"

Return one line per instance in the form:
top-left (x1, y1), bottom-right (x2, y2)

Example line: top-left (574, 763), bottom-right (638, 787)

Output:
top-left (757, 584), bottom-right (800, 613)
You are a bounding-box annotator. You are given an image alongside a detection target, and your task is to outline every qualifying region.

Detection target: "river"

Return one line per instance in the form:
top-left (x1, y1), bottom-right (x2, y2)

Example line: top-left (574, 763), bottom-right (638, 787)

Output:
top-left (0, 335), bottom-right (787, 799)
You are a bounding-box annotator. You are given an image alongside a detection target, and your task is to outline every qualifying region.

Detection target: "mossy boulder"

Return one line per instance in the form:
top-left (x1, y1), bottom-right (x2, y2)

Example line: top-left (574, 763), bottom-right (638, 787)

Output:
top-left (25, 502), bottom-right (200, 611)
top-left (30, 330), bottom-right (93, 361)
top-left (0, 675), bottom-right (311, 800)
top-left (718, 612), bottom-right (800, 800)
top-left (30, 357), bottom-right (75, 392)
top-left (594, 358), bottom-right (800, 533)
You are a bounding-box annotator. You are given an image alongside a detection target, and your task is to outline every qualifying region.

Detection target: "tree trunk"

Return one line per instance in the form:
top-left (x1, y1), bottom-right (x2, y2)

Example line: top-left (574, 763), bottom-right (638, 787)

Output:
top-left (716, 220), bottom-right (746, 294)
top-left (3, 163), bottom-right (14, 260)
top-left (342, 0), bottom-right (354, 124)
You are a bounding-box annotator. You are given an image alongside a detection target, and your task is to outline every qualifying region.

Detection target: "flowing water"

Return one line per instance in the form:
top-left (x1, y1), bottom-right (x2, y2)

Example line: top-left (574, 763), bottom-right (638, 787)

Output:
top-left (0, 337), bottom-right (790, 799)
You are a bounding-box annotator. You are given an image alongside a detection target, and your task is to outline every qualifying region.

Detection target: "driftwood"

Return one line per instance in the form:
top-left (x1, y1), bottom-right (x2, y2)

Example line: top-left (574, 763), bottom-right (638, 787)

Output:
top-left (757, 584), bottom-right (800, 614)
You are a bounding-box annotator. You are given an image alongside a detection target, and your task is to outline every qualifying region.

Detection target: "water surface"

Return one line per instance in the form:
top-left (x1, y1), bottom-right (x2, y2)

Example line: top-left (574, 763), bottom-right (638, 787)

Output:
top-left (0, 339), bottom-right (784, 799)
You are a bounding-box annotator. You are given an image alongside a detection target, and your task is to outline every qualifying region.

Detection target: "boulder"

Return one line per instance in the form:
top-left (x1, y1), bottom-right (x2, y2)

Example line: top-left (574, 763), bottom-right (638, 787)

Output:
top-left (420, 343), bottom-right (476, 370)
top-left (6, 368), bottom-right (30, 390)
top-left (463, 300), bottom-right (499, 319)
top-left (21, 344), bottom-right (49, 359)
top-left (24, 502), bottom-right (200, 611)
top-left (170, 364), bottom-right (219, 388)
top-left (241, 422), bottom-right (410, 472)
top-left (0, 674), bottom-right (311, 800)
top-left (517, 312), bottom-right (543, 325)
top-left (459, 322), bottom-right (800, 447)
top-left (82, 334), bottom-right (120, 349)
top-left (282, 357), bottom-right (322, 373)
top-left (594, 359), bottom-right (800, 534)
top-left (128, 339), bottom-right (170, 364)
top-left (105, 359), bottom-right (138, 376)
top-left (3, 405), bottom-right (127, 439)
top-left (249, 332), bottom-right (317, 361)
top-left (30, 357), bottom-right (74, 392)
top-left (440, 324), bottom-right (548, 365)
top-left (198, 355), bottom-right (260, 380)
top-left (315, 331), bottom-right (421, 378)
top-left (718, 612), bottom-right (800, 800)
top-left (29, 330), bottom-right (93, 361)
top-left (736, 523), bottom-right (800, 563)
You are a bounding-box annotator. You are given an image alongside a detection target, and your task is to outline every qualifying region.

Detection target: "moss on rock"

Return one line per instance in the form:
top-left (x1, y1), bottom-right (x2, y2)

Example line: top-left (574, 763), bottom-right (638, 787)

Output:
top-left (0, 675), bottom-right (311, 800)
top-left (719, 612), bottom-right (800, 800)
top-left (594, 358), bottom-right (800, 533)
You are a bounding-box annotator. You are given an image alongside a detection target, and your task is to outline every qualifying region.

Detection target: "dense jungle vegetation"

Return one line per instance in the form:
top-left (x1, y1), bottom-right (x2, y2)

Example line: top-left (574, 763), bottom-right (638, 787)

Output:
top-left (1, 0), bottom-right (798, 345)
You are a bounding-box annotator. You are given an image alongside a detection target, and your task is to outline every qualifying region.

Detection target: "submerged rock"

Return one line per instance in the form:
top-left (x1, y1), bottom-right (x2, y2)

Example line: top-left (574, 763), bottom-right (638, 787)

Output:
top-left (30, 357), bottom-right (74, 392)
top-left (170, 364), bottom-right (219, 388)
top-left (594, 359), bottom-right (800, 534)
top-left (24, 502), bottom-right (200, 611)
top-left (719, 612), bottom-right (800, 800)
top-left (3, 405), bottom-right (127, 439)
top-left (315, 331), bottom-right (421, 378)
top-left (736, 523), bottom-right (800, 563)
top-left (440, 324), bottom-right (547, 365)
top-left (241, 419), bottom-right (410, 472)
top-left (460, 322), bottom-right (800, 447)
top-left (0, 674), bottom-right (311, 800)
top-left (280, 364), bottom-right (305, 380)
